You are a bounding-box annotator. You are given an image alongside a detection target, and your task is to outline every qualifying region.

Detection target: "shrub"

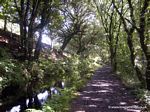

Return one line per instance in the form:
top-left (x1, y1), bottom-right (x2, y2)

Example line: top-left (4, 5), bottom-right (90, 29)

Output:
top-left (43, 88), bottom-right (75, 112)
top-left (0, 48), bottom-right (10, 60)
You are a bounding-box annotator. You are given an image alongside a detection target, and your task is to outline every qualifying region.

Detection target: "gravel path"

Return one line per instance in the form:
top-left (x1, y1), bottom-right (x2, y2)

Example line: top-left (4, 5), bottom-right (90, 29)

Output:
top-left (70, 66), bottom-right (146, 112)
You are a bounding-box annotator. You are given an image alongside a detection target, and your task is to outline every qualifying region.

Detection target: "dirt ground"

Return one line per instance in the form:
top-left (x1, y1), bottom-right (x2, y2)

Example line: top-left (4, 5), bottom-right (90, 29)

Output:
top-left (70, 66), bottom-right (147, 112)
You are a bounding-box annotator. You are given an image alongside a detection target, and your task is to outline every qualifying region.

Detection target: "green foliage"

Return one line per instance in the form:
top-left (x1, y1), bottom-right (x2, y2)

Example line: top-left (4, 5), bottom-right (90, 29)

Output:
top-left (78, 58), bottom-right (92, 77)
top-left (0, 0), bottom-right (149, 110)
top-left (0, 0), bottom-right (16, 22)
top-left (0, 48), bottom-right (10, 60)
top-left (39, 55), bottom-right (96, 89)
top-left (25, 109), bottom-right (43, 112)
top-left (43, 88), bottom-right (75, 112)
top-left (33, 56), bottom-right (96, 112)
top-left (0, 59), bottom-right (26, 87)
top-left (127, 88), bottom-right (150, 109)
top-left (39, 59), bottom-right (66, 87)
top-left (116, 35), bottom-right (140, 86)
top-left (0, 58), bottom-right (29, 103)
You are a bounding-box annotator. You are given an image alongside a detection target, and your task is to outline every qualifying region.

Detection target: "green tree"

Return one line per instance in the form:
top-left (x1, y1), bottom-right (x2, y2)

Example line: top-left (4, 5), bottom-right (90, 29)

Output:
top-left (58, 0), bottom-right (92, 51)
top-left (112, 0), bottom-right (150, 89)
top-left (94, 0), bottom-right (122, 71)
top-left (0, 0), bottom-right (16, 31)
top-left (13, 0), bottom-right (62, 60)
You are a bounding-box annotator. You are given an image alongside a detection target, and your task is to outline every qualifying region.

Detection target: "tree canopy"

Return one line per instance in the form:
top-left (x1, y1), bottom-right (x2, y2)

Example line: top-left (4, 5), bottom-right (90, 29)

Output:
top-left (0, 0), bottom-right (150, 111)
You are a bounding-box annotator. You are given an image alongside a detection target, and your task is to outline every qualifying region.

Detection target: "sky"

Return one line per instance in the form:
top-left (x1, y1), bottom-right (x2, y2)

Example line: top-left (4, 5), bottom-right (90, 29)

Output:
top-left (41, 34), bottom-right (51, 45)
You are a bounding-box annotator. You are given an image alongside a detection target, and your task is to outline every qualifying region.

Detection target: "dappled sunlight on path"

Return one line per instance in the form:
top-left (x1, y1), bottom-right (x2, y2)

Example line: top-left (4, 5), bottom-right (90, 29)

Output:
top-left (70, 66), bottom-right (145, 112)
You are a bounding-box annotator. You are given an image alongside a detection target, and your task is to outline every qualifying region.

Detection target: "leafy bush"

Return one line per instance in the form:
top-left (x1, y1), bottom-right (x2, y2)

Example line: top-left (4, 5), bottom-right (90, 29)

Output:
top-left (0, 50), bottom-right (97, 112)
top-left (116, 47), bottom-right (140, 86)
top-left (39, 56), bottom-right (96, 112)
top-left (39, 59), bottom-right (66, 88)
top-left (25, 109), bottom-right (43, 112)
top-left (0, 48), bottom-right (10, 60)
top-left (43, 88), bottom-right (75, 112)
top-left (0, 59), bottom-right (27, 88)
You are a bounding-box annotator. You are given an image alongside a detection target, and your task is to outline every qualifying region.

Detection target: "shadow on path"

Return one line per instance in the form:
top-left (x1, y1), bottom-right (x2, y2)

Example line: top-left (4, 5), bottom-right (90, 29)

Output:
top-left (70, 66), bottom-right (146, 112)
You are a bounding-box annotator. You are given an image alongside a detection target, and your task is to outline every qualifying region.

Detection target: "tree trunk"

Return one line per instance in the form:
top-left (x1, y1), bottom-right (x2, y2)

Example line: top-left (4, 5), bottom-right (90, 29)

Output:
top-left (127, 33), bottom-right (145, 87)
top-left (27, 18), bottom-right (34, 61)
top-left (34, 29), bottom-right (43, 60)
top-left (109, 41), bottom-right (117, 72)
top-left (27, 29), bottom-right (34, 61)
top-left (137, 0), bottom-right (150, 89)
top-left (4, 16), bottom-right (7, 31)
top-left (146, 56), bottom-right (150, 90)
top-left (110, 46), bottom-right (114, 69)
top-left (113, 54), bottom-right (117, 72)
top-left (20, 21), bottom-right (24, 46)
top-left (61, 36), bottom-right (72, 51)
top-left (137, 31), bottom-right (149, 88)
